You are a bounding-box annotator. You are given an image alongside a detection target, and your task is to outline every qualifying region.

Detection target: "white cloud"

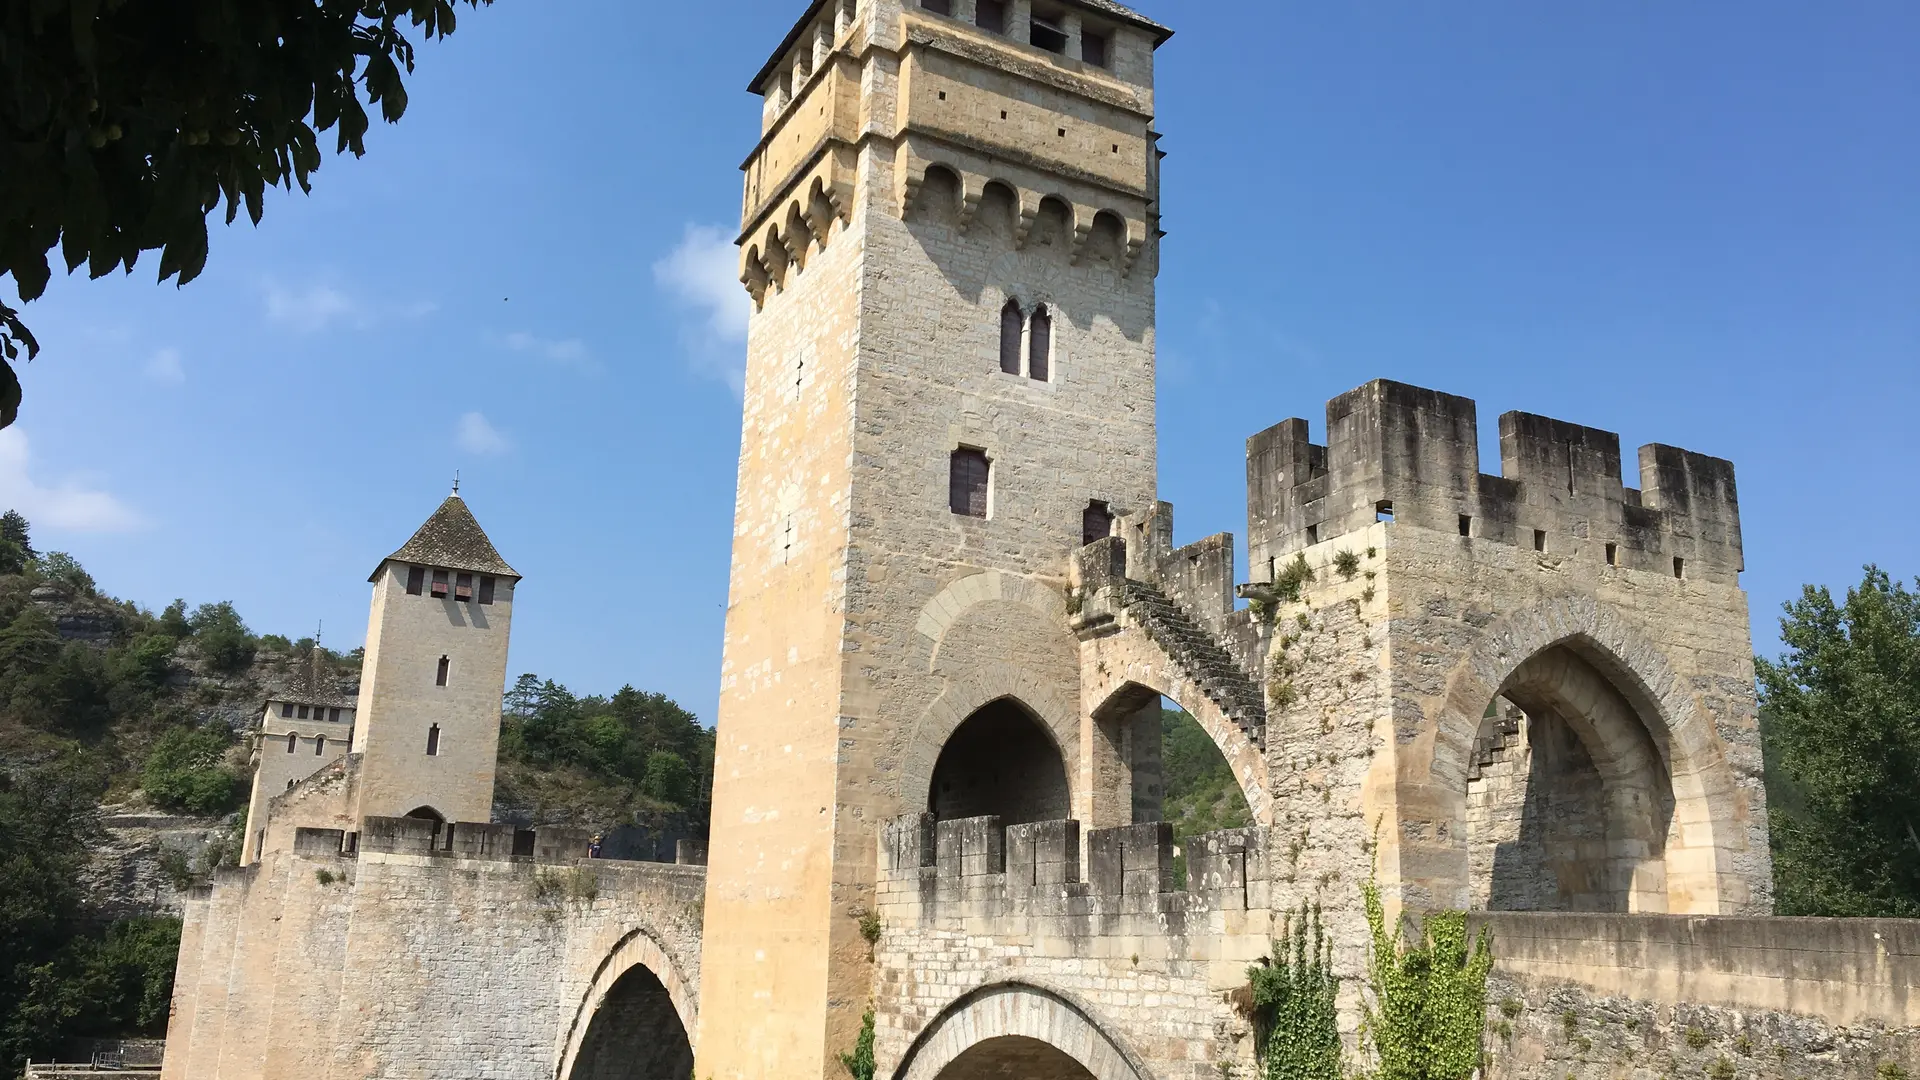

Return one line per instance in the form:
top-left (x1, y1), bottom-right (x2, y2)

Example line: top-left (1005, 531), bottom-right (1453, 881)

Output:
top-left (0, 429), bottom-right (143, 532)
top-left (145, 347), bottom-right (185, 384)
top-left (456, 412), bottom-right (511, 457)
top-left (498, 330), bottom-right (592, 369)
top-left (654, 224), bottom-right (749, 392)
top-left (265, 283), bottom-right (360, 333)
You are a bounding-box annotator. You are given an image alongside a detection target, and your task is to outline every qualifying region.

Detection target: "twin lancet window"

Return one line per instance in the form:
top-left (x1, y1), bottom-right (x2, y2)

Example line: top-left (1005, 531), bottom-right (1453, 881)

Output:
top-left (405, 566), bottom-right (496, 605)
top-left (999, 300), bottom-right (1052, 381)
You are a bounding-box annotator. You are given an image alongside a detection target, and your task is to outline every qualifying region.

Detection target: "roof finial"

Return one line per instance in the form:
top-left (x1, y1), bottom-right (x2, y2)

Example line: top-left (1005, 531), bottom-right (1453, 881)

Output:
top-left (452, 470), bottom-right (461, 496)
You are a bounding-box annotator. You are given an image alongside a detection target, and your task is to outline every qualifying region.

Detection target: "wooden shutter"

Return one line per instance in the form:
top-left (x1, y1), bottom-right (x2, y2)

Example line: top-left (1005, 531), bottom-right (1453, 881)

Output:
top-left (949, 449), bottom-right (990, 518)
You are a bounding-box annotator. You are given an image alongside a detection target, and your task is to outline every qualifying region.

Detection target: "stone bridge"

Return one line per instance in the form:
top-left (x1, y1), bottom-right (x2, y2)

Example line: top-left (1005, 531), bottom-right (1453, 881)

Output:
top-left (160, 818), bottom-right (706, 1080)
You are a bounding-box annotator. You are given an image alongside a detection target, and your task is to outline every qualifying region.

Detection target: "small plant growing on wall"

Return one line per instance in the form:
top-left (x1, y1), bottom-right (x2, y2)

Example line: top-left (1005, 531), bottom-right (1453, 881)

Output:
top-left (840, 1008), bottom-right (876, 1080)
top-left (314, 869), bottom-right (336, 886)
top-left (1275, 553), bottom-right (1315, 602)
top-left (1707, 1055), bottom-right (1737, 1080)
top-left (1248, 903), bottom-right (1342, 1080)
top-left (1333, 550), bottom-right (1361, 580)
top-left (1360, 870), bottom-right (1494, 1080)
top-left (856, 908), bottom-right (883, 960)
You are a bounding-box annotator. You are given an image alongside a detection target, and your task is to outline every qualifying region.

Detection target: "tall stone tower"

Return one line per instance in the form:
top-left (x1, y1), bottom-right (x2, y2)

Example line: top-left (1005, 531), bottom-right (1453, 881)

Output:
top-left (699, 1), bottom-right (1171, 1076)
top-left (349, 490), bottom-right (519, 824)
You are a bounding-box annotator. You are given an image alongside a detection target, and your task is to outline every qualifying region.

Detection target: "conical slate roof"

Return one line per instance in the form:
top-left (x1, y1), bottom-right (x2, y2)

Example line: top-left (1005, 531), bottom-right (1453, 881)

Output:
top-left (372, 494), bottom-right (520, 582)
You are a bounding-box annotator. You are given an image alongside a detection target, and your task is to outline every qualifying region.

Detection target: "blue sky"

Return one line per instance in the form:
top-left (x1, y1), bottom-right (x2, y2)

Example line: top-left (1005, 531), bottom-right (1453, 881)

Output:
top-left (6, 1), bottom-right (1915, 726)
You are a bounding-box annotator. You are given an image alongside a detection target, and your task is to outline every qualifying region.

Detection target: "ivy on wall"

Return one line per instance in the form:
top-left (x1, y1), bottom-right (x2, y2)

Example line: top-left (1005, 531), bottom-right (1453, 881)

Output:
top-left (1360, 879), bottom-right (1493, 1080)
top-left (839, 1008), bottom-right (876, 1080)
top-left (1248, 904), bottom-right (1342, 1080)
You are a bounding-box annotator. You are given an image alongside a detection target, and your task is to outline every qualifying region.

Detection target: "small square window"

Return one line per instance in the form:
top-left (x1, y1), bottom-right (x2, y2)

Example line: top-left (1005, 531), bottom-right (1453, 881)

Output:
top-left (977, 0), bottom-right (1007, 33)
top-left (330, 708), bottom-right (342, 723)
top-left (455, 572), bottom-right (474, 602)
top-left (479, 577), bottom-right (496, 605)
top-left (280, 703), bottom-right (294, 719)
top-left (1030, 14), bottom-right (1068, 54)
top-left (1305, 524), bottom-right (1320, 545)
top-left (1057, 127), bottom-right (1067, 137)
top-left (297, 705), bottom-right (310, 719)
top-left (405, 566), bottom-right (426, 595)
top-left (430, 569), bottom-right (449, 598)
top-left (1458, 515), bottom-right (1472, 537)
top-left (1605, 543), bottom-right (1618, 567)
top-left (1000, 110), bottom-right (1008, 120)
top-left (1082, 30), bottom-right (1109, 67)
top-left (1673, 557), bottom-right (1686, 580)
top-left (1375, 501), bottom-right (1394, 524)
top-left (938, 91), bottom-right (946, 100)
top-left (921, 0), bottom-right (952, 14)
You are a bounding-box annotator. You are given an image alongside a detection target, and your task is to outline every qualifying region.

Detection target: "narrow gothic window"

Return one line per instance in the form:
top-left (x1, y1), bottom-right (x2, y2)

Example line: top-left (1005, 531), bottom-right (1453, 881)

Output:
top-left (999, 299), bottom-right (1024, 374)
top-left (1083, 501), bottom-right (1114, 547)
top-left (436, 656), bottom-right (450, 687)
top-left (949, 449), bottom-right (990, 518)
top-left (1028, 305), bottom-right (1052, 381)
top-left (977, 0), bottom-right (1007, 33)
top-left (405, 566), bottom-right (425, 595)
top-left (478, 576), bottom-right (496, 605)
top-left (286, 732), bottom-right (297, 753)
top-left (426, 725), bottom-right (441, 757)
top-left (315, 735), bottom-right (325, 756)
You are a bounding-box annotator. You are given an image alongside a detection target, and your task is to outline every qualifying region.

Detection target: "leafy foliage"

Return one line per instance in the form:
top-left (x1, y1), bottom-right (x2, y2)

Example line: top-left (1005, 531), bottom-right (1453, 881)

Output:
top-left (499, 674), bottom-right (713, 821)
top-left (1756, 566), bottom-right (1920, 917)
top-left (1249, 904), bottom-right (1342, 1080)
top-left (1161, 708), bottom-right (1253, 841)
top-left (0, 0), bottom-right (494, 426)
top-left (0, 510), bottom-right (34, 574)
top-left (839, 1008), bottom-right (877, 1080)
top-left (141, 724), bottom-right (242, 815)
top-left (0, 752), bottom-right (181, 1072)
top-left (187, 601), bottom-right (255, 675)
top-left (1360, 876), bottom-right (1493, 1080)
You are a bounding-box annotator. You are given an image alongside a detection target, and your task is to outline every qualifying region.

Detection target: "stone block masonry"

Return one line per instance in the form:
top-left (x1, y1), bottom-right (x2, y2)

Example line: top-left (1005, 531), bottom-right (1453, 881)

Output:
top-left (160, 818), bottom-right (705, 1080)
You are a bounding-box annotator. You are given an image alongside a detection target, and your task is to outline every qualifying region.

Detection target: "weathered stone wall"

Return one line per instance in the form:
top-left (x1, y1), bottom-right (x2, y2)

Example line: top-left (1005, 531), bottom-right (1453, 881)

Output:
top-left (160, 819), bottom-right (704, 1080)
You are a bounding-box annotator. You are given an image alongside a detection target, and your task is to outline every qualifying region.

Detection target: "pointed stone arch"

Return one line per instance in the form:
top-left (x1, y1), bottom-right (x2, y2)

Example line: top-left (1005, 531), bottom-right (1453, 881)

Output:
top-left (892, 982), bottom-right (1150, 1080)
top-left (1423, 595), bottom-right (1746, 913)
top-left (553, 927), bottom-right (699, 1080)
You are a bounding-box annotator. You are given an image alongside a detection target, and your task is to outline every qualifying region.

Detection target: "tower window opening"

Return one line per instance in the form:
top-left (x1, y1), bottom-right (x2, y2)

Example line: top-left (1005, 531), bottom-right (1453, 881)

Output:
top-left (455, 573), bottom-right (473, 602)
top-left (1030, 13), bottom-right (1068, 53)
top-left (426, 724), bottom-right (441, 757)
top-left (1082, 501), bottom-right (1114, 547)
top-left (1605, 543), bottom-right (1618, 567)
top-left (937, 91), bottom-right (946, 101)
top-left (1459, 515), bottom-right (1473, 537)
top-left (329, 708), bottom-right (342, 723)
top-left (1028, 305), bottom-right (1052, 382)
top-left (315, 735), bottom-right (325, 756)
top-left (949, 448), bottom-right (991, 519)
top-left (1082, 30), bottom-right (1109, 67)
top-left (999, 299), bottom-right (1024, 374)
top-left (976, 0), bottom-right (1006, 33)
top-left (280, 703), bottom-right (294, 718)
top-left (430, 570), bottom-right (450, 599)
top-left (478, 576), bottom-right (496, 605)
top-left (286, 732), bottom-right (297, 753)
top-left (1534, 529), bottom-right (1547, 552)
top-left (1376, 501), bottom-right (1394, 523)
top-left (405, 566), bottom-right (425, 595)
top-left (436, 656), bottom-right (450, 687)
top-left (1306, 524), bottom-right (1320, 546)
top-left (920, 0), bottom-right (951, 14)
top-left (297, 705), bottom-right (310, 719)
top-left (1674, 557), bottom-right (1686, 579)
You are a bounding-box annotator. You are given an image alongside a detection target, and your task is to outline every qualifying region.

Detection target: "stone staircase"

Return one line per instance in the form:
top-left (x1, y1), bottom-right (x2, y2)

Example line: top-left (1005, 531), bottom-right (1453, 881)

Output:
top-left (1467, 708), bottom-right (1524, 782)
top-left (1122, 582), bottom-right (1268, 749)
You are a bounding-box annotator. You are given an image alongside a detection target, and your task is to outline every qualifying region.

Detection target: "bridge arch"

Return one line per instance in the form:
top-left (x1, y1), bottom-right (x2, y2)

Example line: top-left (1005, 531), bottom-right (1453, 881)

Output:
top-left (893, 982), bottom-right (1150, 1080)
top-left (554, 928), bottom-right (698, 1080)
top-left (1431, 595), bottom-right (1742, 914)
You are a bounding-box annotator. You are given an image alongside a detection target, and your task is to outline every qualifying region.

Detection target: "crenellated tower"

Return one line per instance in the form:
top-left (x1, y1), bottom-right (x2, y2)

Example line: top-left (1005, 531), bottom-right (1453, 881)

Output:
top-left (701, 1), bottom-right (1172, 1076)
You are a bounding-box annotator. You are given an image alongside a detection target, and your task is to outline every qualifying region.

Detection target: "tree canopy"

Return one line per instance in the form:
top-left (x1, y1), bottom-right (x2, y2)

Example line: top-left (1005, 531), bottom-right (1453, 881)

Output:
top-left (0, 0), bottom-right (490, 427)
top-left (1757, 566), bottom-right (1920, 918)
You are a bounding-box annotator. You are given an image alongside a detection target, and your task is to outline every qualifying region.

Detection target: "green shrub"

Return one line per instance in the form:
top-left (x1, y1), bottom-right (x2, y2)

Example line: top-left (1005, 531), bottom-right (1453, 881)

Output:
top-left (839, 1008), bottom-right (876, 1080)
top-left (1361, 875), bottom-right (1493, 1080)
top-left (188, 602), bottom-right (255, 675)
top-left (141, 726), bottom-right (242, 815)
top-left (1249, 904), bottom-right (1341, 1080)
top-left (642, 750), bottom-right (694, 806)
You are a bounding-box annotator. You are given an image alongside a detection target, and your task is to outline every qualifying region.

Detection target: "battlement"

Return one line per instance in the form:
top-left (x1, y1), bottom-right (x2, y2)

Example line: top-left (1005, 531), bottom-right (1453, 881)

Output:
top-left (1247, 379), bottom-right (1743, 583)
top-left (287, 817), bottom-right (709, 869)
top-left (879, 813), bottom-right (1269, 917)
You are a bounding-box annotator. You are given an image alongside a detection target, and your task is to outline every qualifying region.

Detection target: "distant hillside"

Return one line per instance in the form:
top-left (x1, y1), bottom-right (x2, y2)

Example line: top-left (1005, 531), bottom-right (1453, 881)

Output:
top-left (1161, 707), bottom-right (1253, 841)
